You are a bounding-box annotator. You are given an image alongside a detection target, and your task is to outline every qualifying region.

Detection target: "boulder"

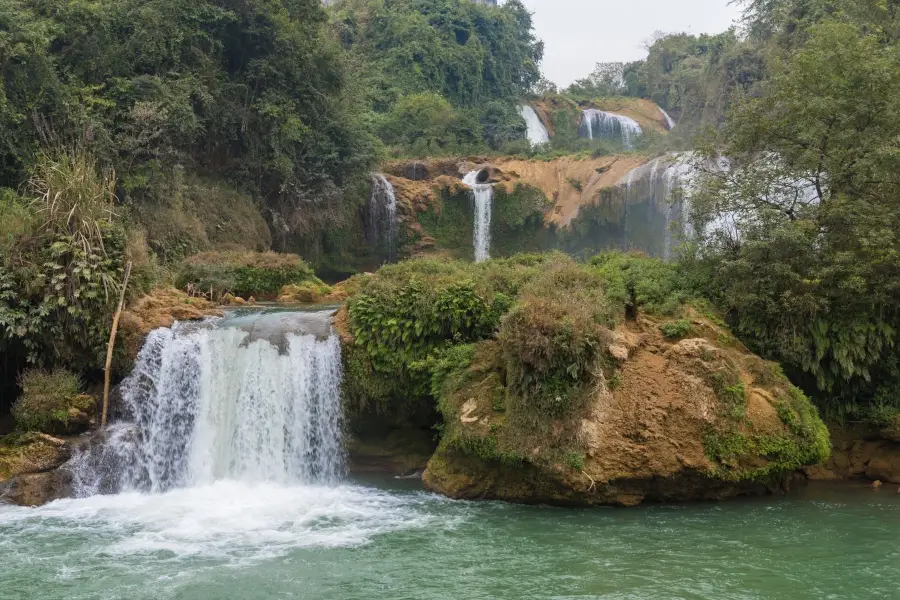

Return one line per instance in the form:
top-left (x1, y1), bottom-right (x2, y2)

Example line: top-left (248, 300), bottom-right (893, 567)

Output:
top-left (423, 311), bottom-right (829, 507)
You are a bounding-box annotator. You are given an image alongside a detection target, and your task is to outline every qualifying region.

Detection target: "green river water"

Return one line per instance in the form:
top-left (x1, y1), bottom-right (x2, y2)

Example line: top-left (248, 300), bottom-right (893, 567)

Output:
top-left (0, 479), bottom-right (897, 600)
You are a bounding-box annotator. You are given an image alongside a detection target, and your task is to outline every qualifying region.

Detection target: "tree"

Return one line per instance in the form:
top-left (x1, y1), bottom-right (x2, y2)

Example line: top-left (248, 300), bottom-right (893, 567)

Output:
top-left (692, 20), bottom-right (900, 417)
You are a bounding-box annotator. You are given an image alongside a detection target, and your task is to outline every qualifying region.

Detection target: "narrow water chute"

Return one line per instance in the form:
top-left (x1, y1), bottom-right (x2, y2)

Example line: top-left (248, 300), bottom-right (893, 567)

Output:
top-left (463, 170), bottom-right (493, 263)
top-left (368, 174), bottom-right (399, 261)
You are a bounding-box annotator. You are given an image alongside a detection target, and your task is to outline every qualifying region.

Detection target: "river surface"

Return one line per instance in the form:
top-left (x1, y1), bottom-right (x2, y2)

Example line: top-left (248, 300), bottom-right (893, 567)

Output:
top-left (0, 480), bottom-right (897, 600)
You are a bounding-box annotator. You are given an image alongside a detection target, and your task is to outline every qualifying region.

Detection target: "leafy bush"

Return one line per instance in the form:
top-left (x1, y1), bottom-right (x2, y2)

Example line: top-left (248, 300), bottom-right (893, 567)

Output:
top-left (12, 369), bottom-right (93, 433)
top-left (0, 150), bottom-right (125, 369)
top-left (378, 93), bottom-right (483, 156)
top-left (660, 320), bottom-right (693, 338)
top-left (590, 252), bottom-right (690, 316)
top-left (499, 259), bottom-right (614, 414)
top-left (176, 251), bottom-right (321, 299)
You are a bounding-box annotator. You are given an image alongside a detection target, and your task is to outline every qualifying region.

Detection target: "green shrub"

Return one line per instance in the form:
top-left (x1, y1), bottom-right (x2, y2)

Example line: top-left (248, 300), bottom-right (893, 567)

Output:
top-left (589, 252), bottom-right (690, 316)
top-left (0, 150), bottom-right (126, 370)
top-left (12, 369), bottom-right (91, 433)
top-left (177, 251), bottom-right (320, 299)
top-left (660, 320), bottom-right (693, 338)
top-left (499, 258), bottom-right (614, 415)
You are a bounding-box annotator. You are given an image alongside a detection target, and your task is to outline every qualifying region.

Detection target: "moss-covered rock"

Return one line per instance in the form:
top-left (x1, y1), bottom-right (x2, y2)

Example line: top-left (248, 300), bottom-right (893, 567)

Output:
top-left (337, 251), bottom-right (830, 507)
top-left (118, 287), bottom-right (221, 362)
top-left (0, 432), bottom-right (72, 481)
top-left (424, 306), bottom-right (829, 506)
top-left (176, 251), bottom-right (323, 300)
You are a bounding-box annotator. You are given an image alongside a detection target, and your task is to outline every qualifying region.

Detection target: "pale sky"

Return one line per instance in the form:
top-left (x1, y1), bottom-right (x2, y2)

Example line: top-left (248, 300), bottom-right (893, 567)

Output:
top-left (519, 0), bottom-right (744, 87)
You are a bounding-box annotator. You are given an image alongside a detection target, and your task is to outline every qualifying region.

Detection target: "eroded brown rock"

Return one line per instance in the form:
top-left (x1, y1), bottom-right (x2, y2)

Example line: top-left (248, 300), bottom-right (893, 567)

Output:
top-left (119, 287), bottom-right (221, 360)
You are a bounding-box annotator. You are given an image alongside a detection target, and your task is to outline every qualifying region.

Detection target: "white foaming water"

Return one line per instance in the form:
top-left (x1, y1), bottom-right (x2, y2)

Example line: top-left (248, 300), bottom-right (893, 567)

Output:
top-left (579, 109), bottom-right (642, 149)
top-left (0, 311), bottom-right (448, 564)
top-left (0, 481), bottom-right (438, 562)
top-left (70, 313), bottom-right (345, 495)
top-left (519, 105), bottom-right (550, 146)
top-left (464, 170), bottom-right (493, 262)
top-left (659, 107), bottom-right (676, 130)
top-left (368, 174), bottom-right (398, 261)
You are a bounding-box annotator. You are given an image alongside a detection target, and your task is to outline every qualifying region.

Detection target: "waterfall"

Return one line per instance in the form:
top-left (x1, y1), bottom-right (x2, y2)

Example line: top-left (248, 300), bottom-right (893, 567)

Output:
top-left (70, 311), bottom-right (345, 496)
top-left (579, 109), bottom-right (642, 149)
top-left (463, 170), bottom-right (493, 263)
top-left (659, 107), bottom-right (676, 130)
top-left (612, 153), bottom-right (701, 259)
top-left (519, 105), bottom-right (550, 146)
top-left (368, 174), bottom-right (398, 261)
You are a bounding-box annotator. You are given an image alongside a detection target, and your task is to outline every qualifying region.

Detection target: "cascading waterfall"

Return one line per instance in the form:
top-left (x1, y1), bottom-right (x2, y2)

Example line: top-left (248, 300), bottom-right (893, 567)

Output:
top-left (368, 174), bottom-right (398, 261)
top-left (659, 107), bottom-right (676, 130)
top-left (615, 153), bottom-right (700, 259)
top-left (463, 170), bottom-right (493, 262)
top-left (579, 109), bottom-right (642, 149)
top-left (519, 105), bottom-right (550, 146)
top-left (70, 311), bottom-right (345, 496)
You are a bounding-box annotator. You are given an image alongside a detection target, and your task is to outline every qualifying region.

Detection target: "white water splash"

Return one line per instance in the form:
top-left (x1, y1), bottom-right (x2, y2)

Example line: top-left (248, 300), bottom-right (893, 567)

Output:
top-left (70, 312), bottom-right (345, 495)
top-left (579, 109), bottom-right (642, 149)
top-left (0, 481), bottom-right (439, 563)
top-left (464, 170), bottom-right (493, 263)
top-left (659, 107), bottom-right (676, 130)
top-left (369, 174), bottom-right (398, 261)
top-left (519, 105), bottom-right (550, 146)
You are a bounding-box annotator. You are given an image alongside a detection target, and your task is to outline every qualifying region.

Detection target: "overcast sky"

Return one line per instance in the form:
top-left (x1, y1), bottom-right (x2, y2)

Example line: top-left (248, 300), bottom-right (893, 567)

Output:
top-left (520, 0), bottom-right (744, 87)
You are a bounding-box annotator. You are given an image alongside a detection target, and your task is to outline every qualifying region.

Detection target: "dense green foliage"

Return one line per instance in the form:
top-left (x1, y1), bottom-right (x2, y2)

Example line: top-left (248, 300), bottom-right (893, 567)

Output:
top-left (331, 0), bottom-right (542, 155)
top-left (690, 2), bottom-right (900, 421)
top-left (0, 0), bottom-right (379, 261)
top-left (12, 368), bottom-right (93, 434)
top-left (0, 150), bottom-right (127, 372)
top-left (344, 252), bottom-right (686, 420)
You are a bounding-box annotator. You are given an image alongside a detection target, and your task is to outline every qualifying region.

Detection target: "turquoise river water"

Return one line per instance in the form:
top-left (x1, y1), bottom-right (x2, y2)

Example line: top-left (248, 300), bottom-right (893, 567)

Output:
top-left (0, 479), bottom-right (897, 600)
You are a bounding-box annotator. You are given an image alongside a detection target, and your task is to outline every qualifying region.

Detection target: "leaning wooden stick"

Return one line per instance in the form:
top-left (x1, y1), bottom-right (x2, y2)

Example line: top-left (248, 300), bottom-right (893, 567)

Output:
top-left (101, 260), bottom-right (132, 427)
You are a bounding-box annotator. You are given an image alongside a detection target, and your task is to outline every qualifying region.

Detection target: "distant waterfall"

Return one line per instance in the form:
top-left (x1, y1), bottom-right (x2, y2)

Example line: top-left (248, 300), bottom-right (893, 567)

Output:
top-left (659, 107), bottom-right (676, 130)
top-left (519, 105), bottom-right (550, 146)
top-left (579, 109), bottom-right (642, 149)
top-left (70, 311), bottom-right (345, 495)
top-left (463, 170), bottom-right (493, 262)
top-left (368, 174), bottom-right (398, 261)
top-left (618, 154), bottom-right (697, 259)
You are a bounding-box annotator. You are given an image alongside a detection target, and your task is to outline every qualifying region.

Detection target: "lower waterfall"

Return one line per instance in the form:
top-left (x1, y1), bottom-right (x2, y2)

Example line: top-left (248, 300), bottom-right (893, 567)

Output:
top-left (464, 170), bottom-right (493, 262)
top-left (579, 109), bottom-right (642, 149)
top-left (70, 310), bottom-right (345, 496)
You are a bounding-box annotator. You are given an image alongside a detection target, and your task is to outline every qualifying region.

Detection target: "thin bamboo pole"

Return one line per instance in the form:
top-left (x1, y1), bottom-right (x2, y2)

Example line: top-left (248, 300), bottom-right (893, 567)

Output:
top-left (101, 261), bottom-right (132, 427)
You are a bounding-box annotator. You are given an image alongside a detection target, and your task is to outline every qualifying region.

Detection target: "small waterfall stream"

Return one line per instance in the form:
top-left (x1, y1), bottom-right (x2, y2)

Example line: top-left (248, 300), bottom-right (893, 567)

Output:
top-left (464, 170), bottom-right (493, 263)
top-left (519, 105), bottom-right (550, 146)
top-left (368, 174), bottom-right (398, 261)
top-left (659, 107), bottom-right (676, 130)
top-left (70, 310), bottom-right (345, 495)
top-left (579, 109), bottom-right (642, 149)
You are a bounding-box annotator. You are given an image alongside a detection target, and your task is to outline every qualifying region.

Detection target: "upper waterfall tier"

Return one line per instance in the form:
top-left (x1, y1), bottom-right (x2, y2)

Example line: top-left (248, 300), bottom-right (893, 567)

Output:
top-left (579, 109), bottom-right (642, 149)
top-left (368, 174), bottom-right (398, 262)
top-left (519, 105), bottom-right (550, 146)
